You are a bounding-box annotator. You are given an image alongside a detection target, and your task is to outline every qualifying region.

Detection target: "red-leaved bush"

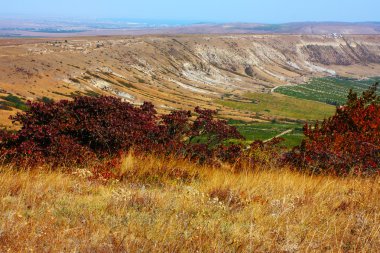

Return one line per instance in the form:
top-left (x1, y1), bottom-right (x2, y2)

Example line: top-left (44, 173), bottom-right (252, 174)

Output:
top-left (0, 96), bottom-right (244, 167)
top-left (285, 83), bottom-right (380, 175)
top-left (4, 83), bottom-right (378, 175)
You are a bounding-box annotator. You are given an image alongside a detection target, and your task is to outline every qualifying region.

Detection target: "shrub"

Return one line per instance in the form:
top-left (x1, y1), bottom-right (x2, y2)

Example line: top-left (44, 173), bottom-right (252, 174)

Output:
top-left (244, 138), bottom-right (285, 171)
top-left (285, 83), bottom-right (380, 175)
top-left (216, 144), bottom-right (244, 164)
top-left (0, 96), bottom-right (162, 166)
top-left (0, 96), bottom-right (244, 167)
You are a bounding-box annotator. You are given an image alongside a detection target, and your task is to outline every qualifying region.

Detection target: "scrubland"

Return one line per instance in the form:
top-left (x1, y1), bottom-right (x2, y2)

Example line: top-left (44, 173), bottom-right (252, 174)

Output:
top-left (1, 155), bottom-right (379, 252)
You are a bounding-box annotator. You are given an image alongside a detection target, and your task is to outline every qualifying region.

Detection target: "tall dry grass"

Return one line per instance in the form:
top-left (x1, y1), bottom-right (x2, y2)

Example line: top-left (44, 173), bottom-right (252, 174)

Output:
top-left (0, 155), bottom-right (379, 252)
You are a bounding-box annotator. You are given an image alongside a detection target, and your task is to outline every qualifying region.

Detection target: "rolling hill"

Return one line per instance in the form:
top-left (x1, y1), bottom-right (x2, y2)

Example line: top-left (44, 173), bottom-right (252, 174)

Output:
top-left (1, 34), bottom-right (380, 128)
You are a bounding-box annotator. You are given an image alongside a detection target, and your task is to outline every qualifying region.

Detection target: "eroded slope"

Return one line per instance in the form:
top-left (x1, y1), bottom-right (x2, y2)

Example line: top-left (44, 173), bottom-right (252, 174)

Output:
top-left (1, 34), bottom-right (380, 126)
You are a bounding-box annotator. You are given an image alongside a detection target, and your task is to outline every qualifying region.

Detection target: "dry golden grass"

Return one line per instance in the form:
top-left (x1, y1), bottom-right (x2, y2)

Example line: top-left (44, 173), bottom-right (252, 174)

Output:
top-left (0, 155), bottom-right (380, 252)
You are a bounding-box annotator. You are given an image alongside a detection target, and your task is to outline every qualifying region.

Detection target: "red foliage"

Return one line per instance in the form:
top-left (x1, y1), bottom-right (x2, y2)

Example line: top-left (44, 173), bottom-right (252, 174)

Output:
top-left (0, 96), bottom-right (244, 167)
top-left (90, 156), bottom-right (120, 181)
top-left (216, 144), bottom-right (244, 164)
top-left (285, 83), bottom-right (380, 175)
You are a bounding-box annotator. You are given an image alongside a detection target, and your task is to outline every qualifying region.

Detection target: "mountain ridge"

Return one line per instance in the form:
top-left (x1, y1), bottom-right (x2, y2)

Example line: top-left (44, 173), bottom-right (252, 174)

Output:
top-left (2, 20), bottom-right (380, 37)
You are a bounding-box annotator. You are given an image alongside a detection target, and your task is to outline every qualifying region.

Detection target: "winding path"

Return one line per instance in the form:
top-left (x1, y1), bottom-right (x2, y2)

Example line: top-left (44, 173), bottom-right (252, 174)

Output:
top-left (263, 129), bottom-right (294, 143)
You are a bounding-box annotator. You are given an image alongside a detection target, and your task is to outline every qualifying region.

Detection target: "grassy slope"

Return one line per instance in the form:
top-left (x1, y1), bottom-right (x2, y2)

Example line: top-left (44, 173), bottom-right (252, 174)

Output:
top-left (1, 156), bottom-right (380, 252)
top-left (217, 92), bottom-right (335, 121)
top-left (276, 77), bottom-right (380, 105)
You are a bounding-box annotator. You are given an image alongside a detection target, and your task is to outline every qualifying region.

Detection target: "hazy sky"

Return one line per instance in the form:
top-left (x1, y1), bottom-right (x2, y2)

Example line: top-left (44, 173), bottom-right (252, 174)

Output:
top-left (1, 0), bottom-right (379, 23)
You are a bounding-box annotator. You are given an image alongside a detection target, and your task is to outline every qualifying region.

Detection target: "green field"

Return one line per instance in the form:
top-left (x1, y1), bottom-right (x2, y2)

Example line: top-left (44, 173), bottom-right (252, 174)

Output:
top-left (229, 120), bottom-right (304, 148)
top-left (275, 77), bottom-right (380, 105)
top-left (221, 77), bottom-right (379, 148)
top-left (218, 92), bottom-right (335, 121)
top-left (219, 77), bottom-right (380, 148)
top-left (218, 90), bottom-right (336, 148)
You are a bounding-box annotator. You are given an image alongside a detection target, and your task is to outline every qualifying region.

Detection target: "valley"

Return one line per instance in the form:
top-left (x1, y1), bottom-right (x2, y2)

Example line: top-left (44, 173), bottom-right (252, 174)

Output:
top-left (1, 34), bottom-right (380, 143)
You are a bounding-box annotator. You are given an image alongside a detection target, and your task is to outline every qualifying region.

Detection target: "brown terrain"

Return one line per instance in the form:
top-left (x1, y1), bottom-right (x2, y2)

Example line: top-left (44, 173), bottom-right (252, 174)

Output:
top-left (1, 34), bottom-right (380, 126)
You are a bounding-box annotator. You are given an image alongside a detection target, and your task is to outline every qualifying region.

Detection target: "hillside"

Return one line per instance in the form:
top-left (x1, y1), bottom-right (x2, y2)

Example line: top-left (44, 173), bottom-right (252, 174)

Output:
top-left (1, 34), bottom-right (380, 127)
top-left (1, 157), bottom-right (380, 252)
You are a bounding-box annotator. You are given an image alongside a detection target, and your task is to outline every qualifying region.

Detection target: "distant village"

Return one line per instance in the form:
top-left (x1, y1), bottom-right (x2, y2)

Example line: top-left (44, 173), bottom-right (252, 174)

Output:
top-left (323, 33), bottom-right (344, 39)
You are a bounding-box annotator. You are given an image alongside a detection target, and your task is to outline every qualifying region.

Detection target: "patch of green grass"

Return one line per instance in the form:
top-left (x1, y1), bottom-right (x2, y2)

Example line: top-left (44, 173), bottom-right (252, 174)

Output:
top-left (37, 96), bottom-right (54, 104)
top-left (276, 77), bottom-right (380, 105)
top-left (217, 92), bottom-right (335, 120)
top-left (229, 120), bottom-right (304, 148)
top-left (1, 94), bottom-right (28, 111)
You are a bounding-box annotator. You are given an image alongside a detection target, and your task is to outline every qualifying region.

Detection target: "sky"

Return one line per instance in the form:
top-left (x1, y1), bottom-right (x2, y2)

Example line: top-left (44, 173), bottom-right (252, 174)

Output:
top-left (1, 0), bottom-right (379, 23)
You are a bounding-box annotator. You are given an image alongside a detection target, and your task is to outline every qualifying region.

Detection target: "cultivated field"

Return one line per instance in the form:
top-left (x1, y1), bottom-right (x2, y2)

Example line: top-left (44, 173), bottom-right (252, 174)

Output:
top-left (276, 77), bottom-right (380, 105)
top-left (229, 120), bottom-right (304, 147)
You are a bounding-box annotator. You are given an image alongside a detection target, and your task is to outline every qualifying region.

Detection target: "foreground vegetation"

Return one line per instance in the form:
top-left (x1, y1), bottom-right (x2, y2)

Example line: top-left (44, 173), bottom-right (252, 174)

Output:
top-left (1, 157), bottom-right (379, 252)
top-left (0, 83), bottom-right (379, 175)
top-left (0, 81), bottom-right (379, 251)
top-left (286, 83), bottom-right (380, 174)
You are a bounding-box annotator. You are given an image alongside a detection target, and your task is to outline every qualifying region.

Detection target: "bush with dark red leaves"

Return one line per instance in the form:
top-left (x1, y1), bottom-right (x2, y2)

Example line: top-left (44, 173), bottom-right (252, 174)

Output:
top-left (0, 96), bottom-right (244, 167)
top-left (216, 144), bottom-right (244, 164)
top-left (285, 83), bottom-right (380, 175)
